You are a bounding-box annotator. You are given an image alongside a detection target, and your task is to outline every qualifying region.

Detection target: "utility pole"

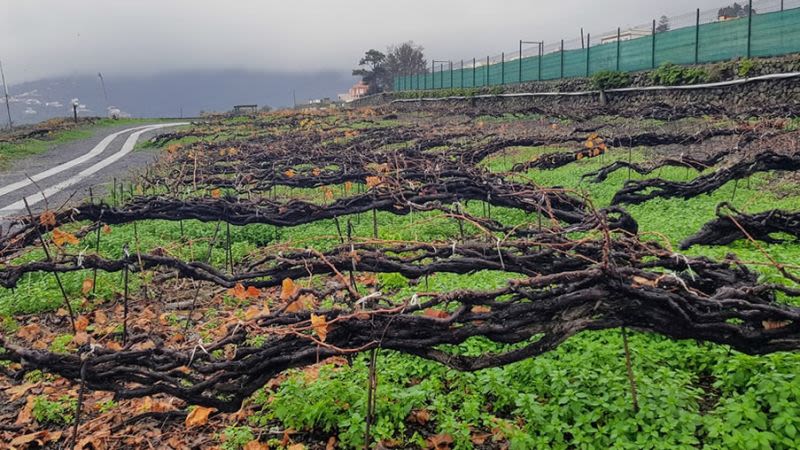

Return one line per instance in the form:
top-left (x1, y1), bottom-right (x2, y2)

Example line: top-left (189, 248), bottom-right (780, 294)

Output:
top-left (0, 59), bottom-right (12, 130)
top-left (292, 90), bottom-right (297, 108)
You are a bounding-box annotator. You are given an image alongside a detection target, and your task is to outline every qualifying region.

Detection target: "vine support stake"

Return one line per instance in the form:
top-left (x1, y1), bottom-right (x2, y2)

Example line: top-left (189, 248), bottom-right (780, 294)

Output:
top-left (23, 197), bottom-right (76, 333)
top-left (226, 222), bottom-right (233, 274)
top-left (69, 358), bottom-right (89, 450)
top-left (364, 347), bottom-right (379, 450)
top-left (184, 221), bottom-right (221, 331)
top-left (122, 244), bottom-right (130, 346)
top-left (621, 327), bottom-right (640, 413)
top-left (92, 222), bottom-right (102, 294)
top-left (372, 208), bottom-right (378, 239)
top-left (334, 216), bottom-right (344, 244)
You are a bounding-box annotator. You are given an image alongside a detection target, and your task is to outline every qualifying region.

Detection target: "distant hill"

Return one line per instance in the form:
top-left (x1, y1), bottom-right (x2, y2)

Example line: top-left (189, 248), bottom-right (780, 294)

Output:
top-left (2, 69), bottom-right (356, 125)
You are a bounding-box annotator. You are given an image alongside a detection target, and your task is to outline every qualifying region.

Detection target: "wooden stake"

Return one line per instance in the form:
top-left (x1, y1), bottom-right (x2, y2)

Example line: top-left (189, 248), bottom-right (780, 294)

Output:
top-left (621, 327), bottom-right (640, 413)
top-left (23, 198), bottom-right (76, 333)
top-left (364, 348), bottom-right (379, 450)
top-left (122, 244), bottom-right (130, 345)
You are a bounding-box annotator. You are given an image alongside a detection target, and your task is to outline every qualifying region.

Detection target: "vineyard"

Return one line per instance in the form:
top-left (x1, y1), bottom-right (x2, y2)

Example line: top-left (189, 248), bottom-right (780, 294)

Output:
top-left (1, 108), bottom-right (800, 449)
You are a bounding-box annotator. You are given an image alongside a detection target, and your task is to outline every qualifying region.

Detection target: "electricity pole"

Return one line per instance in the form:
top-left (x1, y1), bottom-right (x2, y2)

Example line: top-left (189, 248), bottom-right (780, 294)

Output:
top-left (0, 59), bottom-right (12, 130)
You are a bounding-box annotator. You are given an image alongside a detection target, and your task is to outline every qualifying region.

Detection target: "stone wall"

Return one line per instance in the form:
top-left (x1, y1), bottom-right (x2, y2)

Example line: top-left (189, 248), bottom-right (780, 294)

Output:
top-left (378, 77), bottom-right (800, 119)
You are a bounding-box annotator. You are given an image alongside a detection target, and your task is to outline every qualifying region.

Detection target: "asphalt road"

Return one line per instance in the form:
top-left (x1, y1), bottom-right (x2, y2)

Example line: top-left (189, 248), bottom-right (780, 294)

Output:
top-left (0, 122), bottom-right (187, 221)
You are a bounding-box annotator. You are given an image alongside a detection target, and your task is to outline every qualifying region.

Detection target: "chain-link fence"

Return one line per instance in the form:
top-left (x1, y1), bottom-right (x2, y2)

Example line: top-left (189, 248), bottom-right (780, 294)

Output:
top-left (394, 0), bottom-right (800, 91)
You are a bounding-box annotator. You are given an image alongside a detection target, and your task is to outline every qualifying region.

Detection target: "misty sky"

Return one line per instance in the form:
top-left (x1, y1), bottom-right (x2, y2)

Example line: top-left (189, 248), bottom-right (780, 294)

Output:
top-left (3, 0), bottom-right (732, 84)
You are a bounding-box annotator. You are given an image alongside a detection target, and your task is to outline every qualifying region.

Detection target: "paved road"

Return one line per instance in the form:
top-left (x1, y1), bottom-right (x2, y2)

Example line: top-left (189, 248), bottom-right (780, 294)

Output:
top-left (0, 122), bottom-right (187, 220)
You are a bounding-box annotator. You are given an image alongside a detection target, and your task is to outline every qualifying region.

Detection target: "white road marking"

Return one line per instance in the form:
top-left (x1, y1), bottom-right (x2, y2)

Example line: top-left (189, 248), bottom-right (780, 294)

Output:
top-left (0, 124), bottom-right (155, 199)
top-left (0, 122), bottom-right (188, 215)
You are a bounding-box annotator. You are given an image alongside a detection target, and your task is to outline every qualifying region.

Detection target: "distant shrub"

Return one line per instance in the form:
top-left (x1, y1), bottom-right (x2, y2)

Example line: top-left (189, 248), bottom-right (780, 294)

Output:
top-left (650, 62), bottom-right (710, 86)
top-left (737, 58), bottom-right (759, 77)
top-left (591, 70), bottom-right (631, 90)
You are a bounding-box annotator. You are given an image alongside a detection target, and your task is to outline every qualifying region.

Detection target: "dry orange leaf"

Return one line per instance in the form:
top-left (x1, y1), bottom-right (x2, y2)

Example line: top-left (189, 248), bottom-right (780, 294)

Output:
top-left (185, 406), bottom-right (214, 428)
top-left (15, 395), bottom-right (35, 425)
top-left (312, 167), bottom-right (321, 177)
top-left (344, 181), bottom-right (353, 193)
top-left (424, 309), bottom-right (449, 319)
top-left (243, 441), bottom-right (269, 450)
top-left (102, 224), bottom-right (112, 234)
top-left (246, 285), bottom-right (262, 298)
top-left (426, 433), bottom-right (454, 450)
top-left (39, 210), bottom-right (56, 227)
top-left (94, 310), bottom-right (108, 325)
top-left (75, 315), bottom-right (90, 331)
top-left (365, 176), bottom-right (382, 189)
top-left (52, 228), bottom-right (79, 247)
top-left (10, 430), bottom-right (62, 447)
top-left (287, 444), bottom-right (306, 450)
top-left (284, 168), bottom-right (296, 178)
top-left (471, 305), bottom-right (491, 314)
top-left (17, 323), bottom-right (42, 340)
top-left (285, 294), bottom-right (315, 313)
top-left (73, 331), bottom-right (90, 346)
top-left (228, 283), bottom-right (246, 299)
top-left (310, 314), bottom-right (328, 342)
top-left (244, 303), bottom-right (271, 320)
top-left (326, 436), bottom-right (337, 450)
top-left (323, 187), bottom-right (334, 201)
top-left (280, 278), bottom-right (298, 302)
top-left (763, 320), bottom-right (792, 330)
top-left (81, 278), bottom-right (94, 295)
top-left (470, 432), bottom-right (492, 445)
top-left (409, 408), bottom-right (431, 425)
top-left (631, 275), bottom-right (658, 288)
top-left (211, 188), bottom-right (221, 199)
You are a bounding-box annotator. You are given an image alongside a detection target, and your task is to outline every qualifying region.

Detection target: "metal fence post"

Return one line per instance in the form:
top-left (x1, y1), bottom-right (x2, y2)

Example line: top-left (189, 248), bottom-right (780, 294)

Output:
top-left (461, 60), bottom-right (464, 87)
top-left (695, 8), bottom-right (700, 64)
top-left (519, 40), bottom-right (523, 83)
top-left (440, 64), bottom-right (444, 88)
top-left (616, 27), bottom-right (621, 71)
top-left (501, 52), bottom-right (505, 85)
top-left (538, 42), bottom-right (543, 80)
top-left (586, 33), bottom-right (591, 77)
top-left (652, 19), bottom-right (656, 69)
top-left (560, 39), bottom-right (564, 79)
top-left (473, 58), bottom-right (476, 87)
top-left (450, 61), bottom-right (453, 88)
top-left (747, 0), bottom-right (753, 58)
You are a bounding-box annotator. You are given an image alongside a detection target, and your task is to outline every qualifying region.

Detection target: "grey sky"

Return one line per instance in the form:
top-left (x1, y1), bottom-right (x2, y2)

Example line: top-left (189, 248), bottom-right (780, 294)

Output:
top-left (2, 0), bottom-right (732, 84)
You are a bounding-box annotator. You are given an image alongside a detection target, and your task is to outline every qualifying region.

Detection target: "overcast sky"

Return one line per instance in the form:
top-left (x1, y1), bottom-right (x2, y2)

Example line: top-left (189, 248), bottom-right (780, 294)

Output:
top-left (2, 0), bottom-right (731, 84)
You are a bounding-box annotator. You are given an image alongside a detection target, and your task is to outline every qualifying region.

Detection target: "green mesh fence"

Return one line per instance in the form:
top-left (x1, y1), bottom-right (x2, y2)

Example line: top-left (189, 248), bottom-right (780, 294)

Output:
top-left (752, 8), bottom-right (800, 57)
top-left (394, 4), bottom-right (800, 91)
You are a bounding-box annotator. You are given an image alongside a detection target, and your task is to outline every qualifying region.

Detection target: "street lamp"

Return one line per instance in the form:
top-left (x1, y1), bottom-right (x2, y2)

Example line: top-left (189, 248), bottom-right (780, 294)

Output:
top-left (520, 40), bottom-right (544, 82)
top-left (71, 98), bottom-right (80, 123)
top-left (432, 60), bottom-right (452, 89)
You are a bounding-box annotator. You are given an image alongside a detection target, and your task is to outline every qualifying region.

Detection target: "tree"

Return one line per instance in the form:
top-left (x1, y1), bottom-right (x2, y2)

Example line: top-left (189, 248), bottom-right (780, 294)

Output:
top-left (718, 2), bottom-right (756, 18)
top-left (656, 15), bottom-right (670, 33)
top-left (383, 41), bottom-right (428, 90)
top-left (354, 43), bottom-right (428, 93)
top-left (353, 49), bottom-right (388, 94)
